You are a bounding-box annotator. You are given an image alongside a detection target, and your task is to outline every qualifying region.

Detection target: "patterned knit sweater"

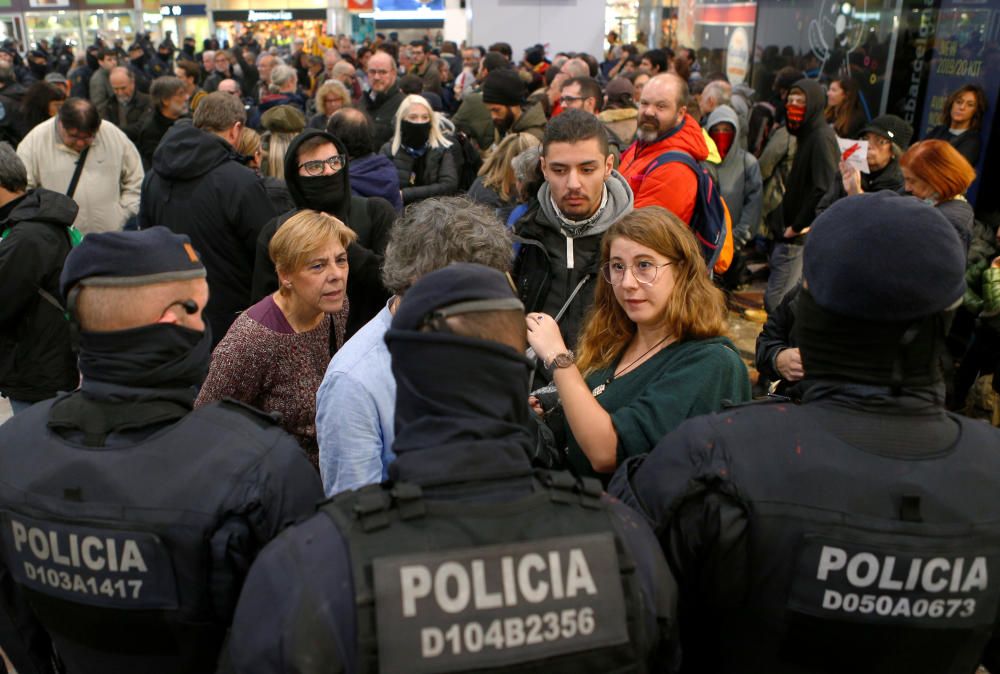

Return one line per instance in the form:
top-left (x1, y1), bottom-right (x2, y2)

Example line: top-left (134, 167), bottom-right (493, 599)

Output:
top-left (196, 295), bottom-right (347, 462)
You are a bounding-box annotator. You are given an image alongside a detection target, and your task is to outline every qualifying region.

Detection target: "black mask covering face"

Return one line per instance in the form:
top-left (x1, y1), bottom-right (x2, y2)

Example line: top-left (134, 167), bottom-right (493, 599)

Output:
top-left (297, 172), bottom-right (348, 214)
top-left (78, 323), bottom-right (212, 393)
top-left (386, 330), bottom-right (536, 487)
top-left (401, 120), bottom-right (431, 149)
top-left (792, 287), bottom-right (949, 391)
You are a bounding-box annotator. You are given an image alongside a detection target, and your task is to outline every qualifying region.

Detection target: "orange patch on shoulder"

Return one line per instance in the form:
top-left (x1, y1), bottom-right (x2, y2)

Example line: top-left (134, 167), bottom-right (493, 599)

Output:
top-left (183, 243), bottom-right (198, 263)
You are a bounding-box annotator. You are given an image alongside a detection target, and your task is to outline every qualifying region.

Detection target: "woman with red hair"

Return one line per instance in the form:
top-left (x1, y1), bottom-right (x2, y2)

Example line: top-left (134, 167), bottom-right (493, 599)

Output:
top-left (899, 139), bottom-right (976, 253)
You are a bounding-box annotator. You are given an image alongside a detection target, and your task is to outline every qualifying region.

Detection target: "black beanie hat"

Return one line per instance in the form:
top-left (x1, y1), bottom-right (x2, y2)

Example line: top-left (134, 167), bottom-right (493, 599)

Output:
top-left (60, 227), bottom-right (206, 301)
top-left (482, 69), bottom-right (524, 107)
top-left (858, 114), bottom-right (914, 149)
top-left (803, 191), bottom-right (965, 322)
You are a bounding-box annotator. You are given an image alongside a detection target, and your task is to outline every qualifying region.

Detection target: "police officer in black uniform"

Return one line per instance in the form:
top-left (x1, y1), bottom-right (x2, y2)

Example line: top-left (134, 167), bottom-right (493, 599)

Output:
top-left (0, 227), bottom-right (323, 674)
top-left (612, 191), bottom-right (1000, 674)
top-left (223, 263), bottom-right (679, 673)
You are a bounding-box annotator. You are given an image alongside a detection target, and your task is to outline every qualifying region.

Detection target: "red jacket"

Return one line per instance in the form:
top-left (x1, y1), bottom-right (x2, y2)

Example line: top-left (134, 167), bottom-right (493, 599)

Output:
top-left (618, 113), bottom-right (709, 224)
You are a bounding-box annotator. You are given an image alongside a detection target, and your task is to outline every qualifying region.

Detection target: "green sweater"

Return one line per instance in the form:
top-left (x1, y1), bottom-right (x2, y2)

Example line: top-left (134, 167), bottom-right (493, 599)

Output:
top-left (565, 336), bottom-right (750, 482)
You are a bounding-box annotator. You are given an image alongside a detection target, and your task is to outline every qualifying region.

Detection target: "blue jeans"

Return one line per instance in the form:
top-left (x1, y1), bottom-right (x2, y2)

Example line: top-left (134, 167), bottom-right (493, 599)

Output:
top-left (766, 242), bottom-right (804, 314)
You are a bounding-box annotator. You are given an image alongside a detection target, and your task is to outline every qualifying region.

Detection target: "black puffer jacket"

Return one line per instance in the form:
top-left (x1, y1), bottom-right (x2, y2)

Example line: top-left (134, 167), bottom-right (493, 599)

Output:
top-left (380, 141), bottom-right (459, 205)
top-left (0, 189), bottom-right (79, 402)
top-left (139, 120), bottom-right (278, 344)
top-left (251, 129), bottom-right (395, 337)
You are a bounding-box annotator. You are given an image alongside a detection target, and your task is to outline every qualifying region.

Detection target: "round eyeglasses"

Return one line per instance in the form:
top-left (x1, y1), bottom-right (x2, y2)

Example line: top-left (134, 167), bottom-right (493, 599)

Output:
top-left (601, 260), bottom-right (673, 285)
top-left (298, 155), bottom-right (347, 176)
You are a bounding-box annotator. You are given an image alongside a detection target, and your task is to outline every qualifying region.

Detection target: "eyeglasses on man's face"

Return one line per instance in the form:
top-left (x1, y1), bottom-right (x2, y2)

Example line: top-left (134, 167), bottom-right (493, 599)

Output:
top-left (298, 155), bottom-right (346, 176)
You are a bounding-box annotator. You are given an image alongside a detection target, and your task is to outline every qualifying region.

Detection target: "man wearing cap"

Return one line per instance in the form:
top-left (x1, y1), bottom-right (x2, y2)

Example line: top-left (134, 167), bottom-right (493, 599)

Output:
top-left (140, 92), bottom-right (278, 344)
top-left (816, 114), bottom-right (912, 214)
top-left (482, 68), bottom-right (546, 146)
top-left (0, 227), bottom-right (322, 674)
top-left (226, 262), bottom-right (679, 673)
top-left (43, 71), bottom-right (70, 98)
top-left (452, 50), bottom-right (510, 151)
top-left (125, 41), bottom-right (153, 93)
top-left (364, 50), bottom-right (405, 150)
top-left (612, 191), bottom-right (1000, 673)
top-left (99, 66), bottom-right (152, 143)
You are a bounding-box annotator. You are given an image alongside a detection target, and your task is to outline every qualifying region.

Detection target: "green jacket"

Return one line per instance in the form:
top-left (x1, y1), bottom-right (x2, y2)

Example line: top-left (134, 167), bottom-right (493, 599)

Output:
top-left (566, 336), bottom-right (750, 483)
top-left (496, 100), bottom-right (547, 145)
top-left (451, 90), bottom-right (494, 150)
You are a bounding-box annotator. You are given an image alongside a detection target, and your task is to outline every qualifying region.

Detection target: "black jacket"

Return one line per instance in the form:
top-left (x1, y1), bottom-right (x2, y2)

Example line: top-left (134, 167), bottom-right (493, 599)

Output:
top-left (925, 124), bottom-right (982, 167)
top-left (364, 84), bottom-right (405, 151)
top-left (136, 107), bottom-right (180, 170)
top-left (99, 91), bottom-right (153, 144)
top-left (251, 130), bottom-right (395, 337)
top-left (771, 79), bottom-right (839, 241)
top-left (0, 189), bottom-right (79, 402)
top-left (754, 283), bottom-right (799, 389)
top-left (139, 120), bottom-right (278, 345)
top-left (380, 141), bottom-right (459, 204)
top-left (815, 158), bottom-right (904, 216)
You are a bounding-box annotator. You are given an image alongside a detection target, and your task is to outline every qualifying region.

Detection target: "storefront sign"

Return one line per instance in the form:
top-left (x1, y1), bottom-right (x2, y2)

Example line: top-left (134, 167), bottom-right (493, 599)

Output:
top-left (159, 3), bottom-right (205, 15)
top-left (726, 26), bottom-right (750, 85)
top-left (348, 0), bottom-right (373, 10)
top-left (212, 8), bottom-right (326, 22)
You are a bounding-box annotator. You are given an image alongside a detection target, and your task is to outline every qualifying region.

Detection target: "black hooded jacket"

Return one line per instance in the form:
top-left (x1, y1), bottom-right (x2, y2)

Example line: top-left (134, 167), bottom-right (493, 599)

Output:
top-left (251, 129), bottom-right (395, 337)
top-left (770, 79), bottom-right (839, 241)
top-left (139, 120), bottom-right (279, 344)
top-left (0, 189), bottom-right (80, 402)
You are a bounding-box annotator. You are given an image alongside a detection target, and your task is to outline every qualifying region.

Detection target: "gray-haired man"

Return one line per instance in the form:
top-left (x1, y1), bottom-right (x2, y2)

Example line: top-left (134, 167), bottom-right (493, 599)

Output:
top-left (316, 196), bottom-right (513, 496)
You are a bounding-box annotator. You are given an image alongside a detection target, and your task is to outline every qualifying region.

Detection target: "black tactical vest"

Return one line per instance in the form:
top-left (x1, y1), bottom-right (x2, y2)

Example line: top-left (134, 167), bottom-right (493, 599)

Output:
top-left (688, 403), bottom-right (1000, 674)
top-left (323, 472), bottom-right (650, 674)
top-left (0, 394), bottom-right (287, 674)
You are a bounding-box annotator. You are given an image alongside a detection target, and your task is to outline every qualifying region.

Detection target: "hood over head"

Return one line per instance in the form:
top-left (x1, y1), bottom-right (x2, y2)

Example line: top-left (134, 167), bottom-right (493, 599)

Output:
top-left (537, 169), bottom-right (634, 238)
top-left (283, 128), bottom-right (352, 224)
top-left (706, 104), bottom-right (740, 133)
top-left (787, 78), bottom-right (827, 135)
top-left (151, 120), bottom-right (238, 180)
top-left (1, 188), bottom-right (78, 231)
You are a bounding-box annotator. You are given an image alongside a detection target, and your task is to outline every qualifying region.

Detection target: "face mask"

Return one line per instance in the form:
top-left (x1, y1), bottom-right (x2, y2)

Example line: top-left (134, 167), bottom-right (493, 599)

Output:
top-left (297, 172), bottom-right (347, 213)
top-left (786, 103), bottom-right (806, 131)
top-left (709, 128), bottom-right (735, 158)
top-left (401, 120), bottom-right (431, 149)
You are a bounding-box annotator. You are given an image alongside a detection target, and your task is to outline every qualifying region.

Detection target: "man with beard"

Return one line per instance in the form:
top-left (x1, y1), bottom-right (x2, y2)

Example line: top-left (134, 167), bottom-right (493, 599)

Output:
top-left (136, 76), bottom-right (189, 169)
top-left (482, 69), bottom-right (546, 146)
top-left (452, 50), bottom-right (508, 151)
top-left (251, 129), bottom-right (396, 337)
top-left (618, 73), bottom-right (708, 225)
top-left (364, 50), bottom-right (405, 150)
top-left (511, 109), bottom-right (633, 355)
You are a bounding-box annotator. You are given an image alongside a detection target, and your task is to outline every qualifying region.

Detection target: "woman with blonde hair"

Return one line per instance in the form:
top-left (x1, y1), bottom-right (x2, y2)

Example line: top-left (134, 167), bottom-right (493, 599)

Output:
top-left (236, 126), bottom-right (296, 214)
top-left (381, 94), bottom-right (458, 205)
top-left (308, 79), bottom-right (352, 130)
top-left (197, 209), bottom-right (356, 466)
top-left (527, 206), bottom-right (750, 481)
top-left (467, 132), bottom-right (540, 218)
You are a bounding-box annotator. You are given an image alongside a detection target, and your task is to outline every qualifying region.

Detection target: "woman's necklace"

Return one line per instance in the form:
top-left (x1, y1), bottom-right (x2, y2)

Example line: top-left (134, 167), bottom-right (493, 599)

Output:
top-left (591, 334), bottom-right (672, 397)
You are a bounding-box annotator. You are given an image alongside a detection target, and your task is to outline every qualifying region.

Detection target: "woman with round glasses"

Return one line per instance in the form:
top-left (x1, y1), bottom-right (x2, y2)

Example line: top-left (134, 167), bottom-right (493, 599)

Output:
top-left (197, 210), bottom-right (356, 468)
top-left (381, 94), bottom-right (459, 205)
top-left (527, 206), bottom-right (750, 481)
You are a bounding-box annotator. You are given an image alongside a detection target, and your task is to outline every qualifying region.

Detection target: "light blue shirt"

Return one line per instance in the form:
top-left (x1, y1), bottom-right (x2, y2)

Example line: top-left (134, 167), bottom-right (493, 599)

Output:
top-left (316, 302), bottom-right (396, 496)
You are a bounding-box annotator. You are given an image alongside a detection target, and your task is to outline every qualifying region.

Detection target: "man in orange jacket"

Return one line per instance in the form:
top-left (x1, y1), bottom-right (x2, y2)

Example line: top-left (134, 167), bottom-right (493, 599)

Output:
top-left (618, 73), bottom-right (707, 225)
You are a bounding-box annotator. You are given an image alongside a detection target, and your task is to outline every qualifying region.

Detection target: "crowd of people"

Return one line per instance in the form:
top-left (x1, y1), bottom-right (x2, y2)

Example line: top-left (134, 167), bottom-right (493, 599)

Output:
top-left (0, 26), bottom-right (997, 674)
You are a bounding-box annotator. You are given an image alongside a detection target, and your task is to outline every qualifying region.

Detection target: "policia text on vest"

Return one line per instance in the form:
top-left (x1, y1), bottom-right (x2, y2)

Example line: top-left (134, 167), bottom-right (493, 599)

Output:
top-left (373, 532), bottom-right (629, 673)
top-left (1, 512), bottom-right (178, 609)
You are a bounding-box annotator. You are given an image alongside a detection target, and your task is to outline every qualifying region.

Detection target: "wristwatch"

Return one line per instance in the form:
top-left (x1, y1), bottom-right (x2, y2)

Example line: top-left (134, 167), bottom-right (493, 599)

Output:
top-left (545, 350), bottom-right (575, 372)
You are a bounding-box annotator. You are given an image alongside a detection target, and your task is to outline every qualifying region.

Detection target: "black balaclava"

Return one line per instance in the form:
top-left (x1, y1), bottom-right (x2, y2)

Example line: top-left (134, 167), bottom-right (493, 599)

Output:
top-left (401, 119), bottom-right (431, 149)
top-left (385, 263), bottom-right (536, 488)
top-left (283, 128), bottom-right (352, 224)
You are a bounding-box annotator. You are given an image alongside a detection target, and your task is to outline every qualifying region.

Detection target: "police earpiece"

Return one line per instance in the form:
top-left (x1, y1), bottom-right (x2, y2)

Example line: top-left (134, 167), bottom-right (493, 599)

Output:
top-left (168, 299), bottom-right (199, 315)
